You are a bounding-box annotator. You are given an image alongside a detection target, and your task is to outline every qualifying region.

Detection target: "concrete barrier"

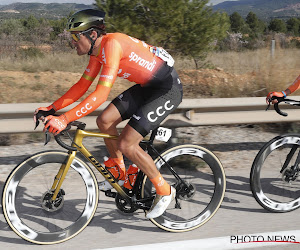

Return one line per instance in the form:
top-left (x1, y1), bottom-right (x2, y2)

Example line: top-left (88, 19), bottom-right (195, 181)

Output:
top-left (1, 97), bottom-right (300, 133)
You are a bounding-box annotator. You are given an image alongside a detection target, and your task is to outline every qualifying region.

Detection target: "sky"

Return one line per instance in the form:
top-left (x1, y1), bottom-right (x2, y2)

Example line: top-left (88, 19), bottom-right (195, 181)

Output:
top-left (1, 0), bottom-right (95, 4)
top-left (1, 0), bottom-right (240, 6)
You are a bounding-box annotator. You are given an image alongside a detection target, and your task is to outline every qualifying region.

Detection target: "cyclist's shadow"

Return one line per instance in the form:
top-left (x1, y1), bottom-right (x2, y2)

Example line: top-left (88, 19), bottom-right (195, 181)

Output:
top-left (89, 203), bottom-right (160, 233)
top-left (221, 174), bottom-right (272, 213)
top-left (0, 181), bottom-right (31, 245)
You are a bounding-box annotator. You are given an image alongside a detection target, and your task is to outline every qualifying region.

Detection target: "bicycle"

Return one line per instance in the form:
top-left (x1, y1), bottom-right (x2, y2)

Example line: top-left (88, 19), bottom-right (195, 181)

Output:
top-left (2, 115), bottom-right (226, 244)
top-left (250, 96), bottom-right (300, 212)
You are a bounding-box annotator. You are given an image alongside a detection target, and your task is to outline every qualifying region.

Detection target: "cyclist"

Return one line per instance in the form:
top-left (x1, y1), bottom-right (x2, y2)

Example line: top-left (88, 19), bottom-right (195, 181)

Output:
top-left (266, 75), bottom-right (300, 102)
top-left (33, 9), bottom-right (183, 219)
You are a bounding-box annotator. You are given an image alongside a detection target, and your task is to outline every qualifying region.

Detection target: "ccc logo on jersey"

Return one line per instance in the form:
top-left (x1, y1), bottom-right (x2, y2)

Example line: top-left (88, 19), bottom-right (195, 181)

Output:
top-left (147, 100), bottom-right (174, 123)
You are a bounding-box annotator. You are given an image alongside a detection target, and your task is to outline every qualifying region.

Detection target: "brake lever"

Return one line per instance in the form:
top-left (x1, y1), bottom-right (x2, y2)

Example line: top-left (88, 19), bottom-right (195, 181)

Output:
top-left (34, 119), bottom-right (40, 130)
top-left (44, 128), bottom-right (51, 146)
top-left (34, 115), bottom-right (51, 145)
top-left (265, 98), bottom-right (272, 111)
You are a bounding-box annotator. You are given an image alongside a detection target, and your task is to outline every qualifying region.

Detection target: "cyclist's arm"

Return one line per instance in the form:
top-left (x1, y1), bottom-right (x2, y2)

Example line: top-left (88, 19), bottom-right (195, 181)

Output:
top-left (267, 75), bottom-right (299, 103)
top-left (51, 56), bottom-right (101, 111)
top-left (62, 84), bottom-right (110, 122)
top-left (62, 39), bottom-right (122, 123)
top-left (285, 75), bottom-right (300, 95)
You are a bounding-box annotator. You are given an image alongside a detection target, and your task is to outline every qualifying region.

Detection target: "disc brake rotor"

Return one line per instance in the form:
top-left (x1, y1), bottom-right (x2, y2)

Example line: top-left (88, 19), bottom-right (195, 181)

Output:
top-left (41, 189), bottom-right (65, 212)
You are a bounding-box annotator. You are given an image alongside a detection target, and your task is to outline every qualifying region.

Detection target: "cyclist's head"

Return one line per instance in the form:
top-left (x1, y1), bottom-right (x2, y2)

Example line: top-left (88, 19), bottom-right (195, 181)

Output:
top-left (67, 9), bottom-right (106, 55)
top-left (67, 9), bottom-right (106, 33)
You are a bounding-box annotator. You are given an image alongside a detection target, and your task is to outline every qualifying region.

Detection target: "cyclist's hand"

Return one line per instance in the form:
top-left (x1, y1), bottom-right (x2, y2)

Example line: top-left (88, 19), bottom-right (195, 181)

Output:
top-left (44, 114), bottom-right (68, 135)
top-left (34, 105), bottom-right (56, 123)
top-left (266, 91), bottom-right (286, 104)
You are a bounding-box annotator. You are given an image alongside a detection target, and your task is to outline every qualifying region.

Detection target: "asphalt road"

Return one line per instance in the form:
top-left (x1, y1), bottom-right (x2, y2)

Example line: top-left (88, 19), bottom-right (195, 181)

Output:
top-left (1, 126), bottom-right (300, 249)
top-left (1, 168), bottom-right (300, 250)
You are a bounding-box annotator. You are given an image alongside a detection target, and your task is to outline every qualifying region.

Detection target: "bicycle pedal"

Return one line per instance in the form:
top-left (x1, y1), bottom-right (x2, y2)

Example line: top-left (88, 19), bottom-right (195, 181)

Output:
top-left (104, 190), bottom-right (116, 198)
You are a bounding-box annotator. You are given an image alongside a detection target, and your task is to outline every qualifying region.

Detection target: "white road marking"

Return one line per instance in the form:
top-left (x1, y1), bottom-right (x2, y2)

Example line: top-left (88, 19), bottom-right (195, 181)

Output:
top-left (95, 230), bottom-right (300, 250)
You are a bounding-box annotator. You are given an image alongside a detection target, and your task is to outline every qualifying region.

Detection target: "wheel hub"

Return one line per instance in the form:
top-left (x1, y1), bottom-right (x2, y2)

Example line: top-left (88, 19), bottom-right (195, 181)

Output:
top-left (282, 166), bottom-right (300, 183)
top-left (41, 189), bottom-right (65, 212)
top-left (177, 182), bottom-right (196, 200)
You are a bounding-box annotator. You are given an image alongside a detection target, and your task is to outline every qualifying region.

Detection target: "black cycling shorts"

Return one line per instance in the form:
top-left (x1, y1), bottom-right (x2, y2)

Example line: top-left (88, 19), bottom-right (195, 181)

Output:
top-left (112, 68), bottom-right (183, 137)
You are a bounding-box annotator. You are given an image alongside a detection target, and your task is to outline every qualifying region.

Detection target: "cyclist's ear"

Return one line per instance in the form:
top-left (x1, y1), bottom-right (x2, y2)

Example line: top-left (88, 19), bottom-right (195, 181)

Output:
top-left (91, 30), bottom-right (98, 40)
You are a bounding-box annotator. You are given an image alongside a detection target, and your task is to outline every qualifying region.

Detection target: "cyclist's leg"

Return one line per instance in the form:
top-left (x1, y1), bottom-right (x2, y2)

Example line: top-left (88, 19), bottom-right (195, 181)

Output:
top-left (117, 69), bottom-right (183, 218)
top-left (118, 124), bottom-right (160, 179)
top-left (96, 85), bottom-right (144, 182)
top-left (96, 103), bottom-right (123, 159)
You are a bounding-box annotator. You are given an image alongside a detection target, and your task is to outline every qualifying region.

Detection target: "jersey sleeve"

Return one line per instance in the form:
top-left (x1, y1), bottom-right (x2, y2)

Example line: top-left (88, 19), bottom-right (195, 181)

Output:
top-left (97, 38), bottom-right (122, 89)
top-left (52, 56), bottom-right (101, 111)
top-left (287, 75), bottom-right (300, 94)
top-left (63, 84), bottom-right (111, 122)
top-left (60, 38), bottom-right (123, 122)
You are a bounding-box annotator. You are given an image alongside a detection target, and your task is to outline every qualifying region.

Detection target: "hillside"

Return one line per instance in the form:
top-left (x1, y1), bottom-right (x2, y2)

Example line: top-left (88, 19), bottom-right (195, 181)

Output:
top-left (0, 2), bottom-right (93, 19)
top-left (213, 0), bottom-right (300, 20)
top-left (1, 1), bottom-right (300, 20)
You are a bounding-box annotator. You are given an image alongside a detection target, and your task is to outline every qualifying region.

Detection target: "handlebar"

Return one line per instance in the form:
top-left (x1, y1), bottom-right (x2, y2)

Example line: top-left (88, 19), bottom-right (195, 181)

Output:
top-left (34, 109), bottom-right (86, 151)
top-left (54, 121), bottom-right (86, 151)
top-left (267, 97), bottom-right (300, 117)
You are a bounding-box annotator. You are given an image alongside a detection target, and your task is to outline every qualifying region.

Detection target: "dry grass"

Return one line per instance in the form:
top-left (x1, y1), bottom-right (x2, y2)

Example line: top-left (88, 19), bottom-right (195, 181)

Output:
top-left (0, 52), bottom-right (89, 73)
top-left (208, 48), bottom-right (300, 74)
top-left (1, 48), bottom-right (300, 99)
top-left (207, 48), bottom-right (300, 95)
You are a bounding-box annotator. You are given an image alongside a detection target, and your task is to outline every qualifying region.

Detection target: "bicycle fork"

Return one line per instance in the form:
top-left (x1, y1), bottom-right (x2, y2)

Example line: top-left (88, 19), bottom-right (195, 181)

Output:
top-left (50, 150), bottom-right (77, 201)
top-left (281, 145), bottom-right (300, 182)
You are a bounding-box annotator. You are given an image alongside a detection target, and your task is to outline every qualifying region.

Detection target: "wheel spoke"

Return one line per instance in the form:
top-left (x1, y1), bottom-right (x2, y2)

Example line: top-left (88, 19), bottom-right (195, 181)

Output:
top-left (251, 135), bottom-right (300, 212)
top-left (2, 151), bottom-right (98, 244)
top-left (142, 145), bottom-right (226, 232)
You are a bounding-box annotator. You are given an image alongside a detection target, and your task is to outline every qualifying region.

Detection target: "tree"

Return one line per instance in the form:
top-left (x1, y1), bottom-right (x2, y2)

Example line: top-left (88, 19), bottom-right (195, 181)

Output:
top-left (174, 2), bottom-right (230, 68)
top-left (95, 0), bottom-right (230, 68)
top-left (22, 15), bottom-right (39, 30)
top-left (230, 12), bottom-right (247, 33)
top-left (268, 19), bottom-right (287, 33)
top-left (245, 12), bottom-right (265, 37)
top-left (95, 0), bottom-right (144, 37)
top-left (50, 18), bottom-right (68, 40)
top-left (286, 17), bottom-right (300, 36)
top-left (0, 19), bottom-right (23, 36)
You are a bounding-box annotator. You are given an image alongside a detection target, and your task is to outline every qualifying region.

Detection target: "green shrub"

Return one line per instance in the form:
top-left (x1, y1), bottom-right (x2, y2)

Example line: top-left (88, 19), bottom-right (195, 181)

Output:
top-left (18, 47), bottom-right (44, 59)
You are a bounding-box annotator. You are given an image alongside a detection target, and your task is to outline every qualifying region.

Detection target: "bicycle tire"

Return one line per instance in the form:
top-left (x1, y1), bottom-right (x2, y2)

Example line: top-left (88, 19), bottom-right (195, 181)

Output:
top-left (250, 134), bottom-right (300, 212)
top-left (141, 144), bottom-right (226, 232)
top-left (2, 151), bottom-right (99, 244)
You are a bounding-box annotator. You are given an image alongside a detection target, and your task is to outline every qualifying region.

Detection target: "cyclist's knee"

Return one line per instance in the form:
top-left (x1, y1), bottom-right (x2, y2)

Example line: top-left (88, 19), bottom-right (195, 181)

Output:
top-left (117, 138), bottom-right (136, 156)
top-left (97, 112), bottom-right (113, 131)
top-left (118, 139), bottom-right (129, 154)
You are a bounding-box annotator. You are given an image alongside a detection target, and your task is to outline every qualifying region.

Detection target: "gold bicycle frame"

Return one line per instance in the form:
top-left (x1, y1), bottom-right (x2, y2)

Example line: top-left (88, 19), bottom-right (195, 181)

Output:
top-left (50, 128), bottom-right (130, 202)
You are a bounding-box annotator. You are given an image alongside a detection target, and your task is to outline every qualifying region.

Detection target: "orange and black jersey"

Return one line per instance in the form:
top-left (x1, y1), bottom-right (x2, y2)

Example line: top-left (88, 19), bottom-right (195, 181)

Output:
top-left (95, 32), bottom-right (168, 85)
top-left (52, 33), bottom-right (173, 122)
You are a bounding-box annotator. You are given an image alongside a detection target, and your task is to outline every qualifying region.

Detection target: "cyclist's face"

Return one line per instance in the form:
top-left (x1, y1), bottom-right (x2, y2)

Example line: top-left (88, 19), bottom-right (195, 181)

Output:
top-left (71, 33), bottom-right (91, 55)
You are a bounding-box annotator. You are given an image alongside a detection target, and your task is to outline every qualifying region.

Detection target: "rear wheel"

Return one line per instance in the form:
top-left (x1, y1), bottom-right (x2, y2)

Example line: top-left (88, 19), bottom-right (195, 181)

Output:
top-left (141, 144), bottom-right (226, 232)
top-left (2, 151), bottom-right (99, 244)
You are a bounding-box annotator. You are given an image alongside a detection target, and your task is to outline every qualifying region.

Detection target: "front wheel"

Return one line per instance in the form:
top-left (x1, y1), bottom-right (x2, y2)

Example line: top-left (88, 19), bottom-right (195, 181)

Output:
top-left (250, 134), bottom-right (300, 212)
top-left (142, 144), bottom-right (226, 232)
top-left (2, 151), bottom-right (99, 244)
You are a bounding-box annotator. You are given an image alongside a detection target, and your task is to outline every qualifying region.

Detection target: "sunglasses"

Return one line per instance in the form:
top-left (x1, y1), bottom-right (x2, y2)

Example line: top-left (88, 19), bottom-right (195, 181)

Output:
top-left (71, 28), bottom-right (94, 42)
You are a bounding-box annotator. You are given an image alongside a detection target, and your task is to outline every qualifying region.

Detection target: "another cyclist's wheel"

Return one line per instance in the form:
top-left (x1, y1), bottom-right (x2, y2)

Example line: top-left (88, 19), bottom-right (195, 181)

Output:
top-left (250, 134), bottom-right (300, 212)
top-left (142, 144), bottom-right (226, 232)
top-left (2, 151), bottom-right (99, 244)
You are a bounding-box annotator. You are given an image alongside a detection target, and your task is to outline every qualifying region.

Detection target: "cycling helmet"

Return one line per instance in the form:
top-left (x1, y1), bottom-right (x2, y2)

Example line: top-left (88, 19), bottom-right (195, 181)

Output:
top-left (66, 9), bottom-right (105, 32)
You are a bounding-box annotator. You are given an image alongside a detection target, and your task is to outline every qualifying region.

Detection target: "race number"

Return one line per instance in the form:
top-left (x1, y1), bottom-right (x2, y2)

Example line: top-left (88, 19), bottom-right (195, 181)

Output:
top-left (155, 127), bottom-right (172, 142)
top-left (150, 47), bottom-right (174, 67)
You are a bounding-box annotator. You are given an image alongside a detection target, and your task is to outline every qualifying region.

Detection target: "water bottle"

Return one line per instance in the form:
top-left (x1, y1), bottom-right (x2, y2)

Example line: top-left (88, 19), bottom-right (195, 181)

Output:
top-left (124, 164), bottom-right (139, 189)
top-left (103, 156), bottom-right (124, 180)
